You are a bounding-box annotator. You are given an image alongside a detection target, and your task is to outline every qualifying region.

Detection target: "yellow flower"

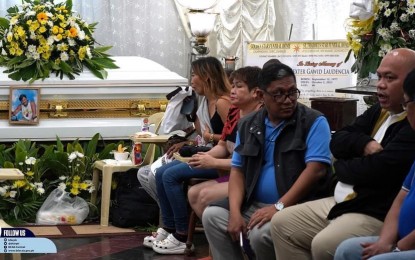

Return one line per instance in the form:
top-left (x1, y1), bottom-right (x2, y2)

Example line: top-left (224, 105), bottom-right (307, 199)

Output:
top-left (26, 171), bottom-right (34, 177)
top-left (38, 26), bottom-right (47, 33)
top-left (57, 14), bottom-right (65, 21)
top-left (41, 51), bottom-right (51, 60)
top-left (78, 46), bottom-right (87, 60)
top-left (80, 182), bottom-right (89, 190)
top-left (71, 182), bottom-right (79, 189)
top-left (70, 188), bottom-right (80, 196)
top-left (29, 21), bottom-right (40, 31)
top-left (73, 175), bottom-right (81, 181)
top-left (36, 12), bottom-right (48, 24)
top-left (56, 34), bottom-right (63, 41)
top-left (13, 180), bottom-right (26, 188)
top-left (52, 25), bottom-right (59, 35)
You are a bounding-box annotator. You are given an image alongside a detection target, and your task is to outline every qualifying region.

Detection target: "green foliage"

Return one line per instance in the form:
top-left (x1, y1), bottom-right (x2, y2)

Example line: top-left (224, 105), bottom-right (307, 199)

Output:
top-left (0, 133), bottom-right (119, 224)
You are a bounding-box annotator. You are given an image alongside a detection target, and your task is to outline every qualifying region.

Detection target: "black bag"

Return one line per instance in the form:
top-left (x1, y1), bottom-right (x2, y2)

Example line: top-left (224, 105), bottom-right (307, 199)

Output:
top-left (110, 169), bottom-right (159, 228)
top-left (178, 145), bottom-right (211, 157)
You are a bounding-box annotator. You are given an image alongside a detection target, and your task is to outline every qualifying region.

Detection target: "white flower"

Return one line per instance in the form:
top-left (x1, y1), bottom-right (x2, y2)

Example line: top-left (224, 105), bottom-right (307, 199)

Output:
top-left (384, 8), bottom-right (392, 17)
top-left (37, 188), bottom-right (45, 195)
top-left (9, 190), bottom-right (17, 198)
top-left (33, 182), bottom-right (42, 188)
top-left (88, 186), bottom-right (95, 193)
top-left (59, 175), bottom-right (67, 180)
top-left (60, 52), bottom-right (69, 61)
top-left (68, 152), bottom-right (77, 162)
top-left (0, 187), bottom-right (7, 196)
top-left (75, 151), bottom-right (84, 158)
top-left (47, 36), bottom-right (54, 45)
top-left (58, 182), bottom-right (67, 191)
top-left (408, 6), bottom-right (415, 15)
top-left (18, 162), bottom-right (23, 166)
top-left (400, 13), bottom-right (409, 22)
top-left (24, 11), bottom-right (35, 18)
top-left (25, 157), bottom-right (36, 165)
top-left (409, 29), bottom-right (415, 39)
top-left (390, 22), bottom-right (400, 32)
top-left (78, 30), bottom-right (85, 40)
top-left (378, 50), bottom-right (387, 57)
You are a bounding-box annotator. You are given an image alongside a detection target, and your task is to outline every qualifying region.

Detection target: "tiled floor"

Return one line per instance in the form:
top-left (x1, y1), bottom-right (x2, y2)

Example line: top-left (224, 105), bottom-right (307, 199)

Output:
top-left (19, 231), bottom-right (209, 260)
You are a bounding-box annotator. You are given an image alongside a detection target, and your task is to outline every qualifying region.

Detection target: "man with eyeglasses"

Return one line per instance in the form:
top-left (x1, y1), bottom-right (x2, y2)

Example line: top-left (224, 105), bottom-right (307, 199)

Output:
top-left (202, 62), bottom-right (332, 259)
top-left (272, 48), bottom-right (415, 260)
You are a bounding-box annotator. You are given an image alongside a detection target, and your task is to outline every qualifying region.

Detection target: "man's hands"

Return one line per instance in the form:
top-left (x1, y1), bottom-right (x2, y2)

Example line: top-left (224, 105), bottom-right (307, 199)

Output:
top-left (364, 140), bottom-right (383, 156)
top-left (361, 241), bottom-right (393, 260)
top-left (228, 211), bottom-right (247, 242)
top-left (166, 141), bottom-right (186, 158)
top-left (247, 205), bottom-right (277, 230)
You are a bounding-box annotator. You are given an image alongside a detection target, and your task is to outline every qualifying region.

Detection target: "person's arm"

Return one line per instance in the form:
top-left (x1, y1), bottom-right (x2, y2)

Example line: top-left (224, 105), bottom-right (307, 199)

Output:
top-left (227, 166), bottom-right (246, 240)
top-left (330, 104), bottom-right (381, 159)
top-left (11, 104), bottom-right (22, 116)
top-left (361, 189), bottom-right (407, 259)
top-left (31, 101), bottom-right (37, 120)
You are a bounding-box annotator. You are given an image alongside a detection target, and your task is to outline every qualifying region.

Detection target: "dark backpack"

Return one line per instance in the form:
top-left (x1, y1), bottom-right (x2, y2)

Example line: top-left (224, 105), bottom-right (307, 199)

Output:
top-left (110, 169), bottom-right (159, 228)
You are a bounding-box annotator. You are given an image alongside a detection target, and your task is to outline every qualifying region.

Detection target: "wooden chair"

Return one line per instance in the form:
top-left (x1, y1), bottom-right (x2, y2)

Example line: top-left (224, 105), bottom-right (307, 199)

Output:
top-left (184, 178), bottom-right (209, 256)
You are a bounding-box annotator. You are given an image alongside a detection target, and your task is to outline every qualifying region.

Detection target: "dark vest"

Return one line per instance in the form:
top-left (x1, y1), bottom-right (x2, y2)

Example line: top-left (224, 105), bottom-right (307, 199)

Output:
top-left (235, 103), bottom-right (326, 206)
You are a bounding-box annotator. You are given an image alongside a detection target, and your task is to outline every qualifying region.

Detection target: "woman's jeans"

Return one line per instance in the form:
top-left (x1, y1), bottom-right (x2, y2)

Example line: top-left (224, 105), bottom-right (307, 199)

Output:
top-left (155, 160), bottom-right (218, 233)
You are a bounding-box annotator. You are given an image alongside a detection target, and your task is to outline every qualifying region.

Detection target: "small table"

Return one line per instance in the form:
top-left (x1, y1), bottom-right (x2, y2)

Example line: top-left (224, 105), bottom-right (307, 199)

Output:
top-left (91, 160), bottom-right (138, 226)
top-left (130, 134), bottom-right (170, 144)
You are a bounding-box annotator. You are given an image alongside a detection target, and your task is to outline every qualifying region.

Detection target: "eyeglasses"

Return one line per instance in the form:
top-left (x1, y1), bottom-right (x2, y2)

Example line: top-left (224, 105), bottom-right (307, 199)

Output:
top-left (263, 89), bottom-right (301, 103)
top-left (402, 99), bottom-right (415, 111)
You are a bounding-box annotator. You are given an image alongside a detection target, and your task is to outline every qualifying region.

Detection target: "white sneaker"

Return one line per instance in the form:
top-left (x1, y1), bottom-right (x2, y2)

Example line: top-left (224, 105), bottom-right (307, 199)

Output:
top-left (143, 228), bottom-right (169, 248)
top-left (152, 234), bottom-right (194, 254)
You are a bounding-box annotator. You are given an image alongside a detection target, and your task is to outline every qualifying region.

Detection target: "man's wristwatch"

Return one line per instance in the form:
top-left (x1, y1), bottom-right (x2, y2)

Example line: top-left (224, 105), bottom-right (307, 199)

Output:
top-left (274, 201), bottom-right (284, 211)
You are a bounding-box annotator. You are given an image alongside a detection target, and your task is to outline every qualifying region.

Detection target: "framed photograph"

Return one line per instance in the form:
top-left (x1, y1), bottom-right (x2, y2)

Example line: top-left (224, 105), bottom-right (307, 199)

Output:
top-left (9, 87), bottom-right (40, 125)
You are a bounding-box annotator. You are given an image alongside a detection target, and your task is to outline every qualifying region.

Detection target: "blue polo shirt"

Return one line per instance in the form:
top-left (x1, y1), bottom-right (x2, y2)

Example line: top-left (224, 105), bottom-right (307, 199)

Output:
top-left (231, 115), bottom-right (331, 204)
top-left (398, 162), bottom-right (415, 239)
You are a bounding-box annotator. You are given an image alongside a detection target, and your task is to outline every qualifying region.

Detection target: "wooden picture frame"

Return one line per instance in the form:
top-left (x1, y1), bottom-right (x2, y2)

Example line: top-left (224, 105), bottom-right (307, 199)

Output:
top-left (9, 87), bottom-right (40, 125)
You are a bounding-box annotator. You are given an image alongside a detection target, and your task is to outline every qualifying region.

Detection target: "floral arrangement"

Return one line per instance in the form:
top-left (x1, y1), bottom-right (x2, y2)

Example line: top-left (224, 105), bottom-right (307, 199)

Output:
top-left (0, 134), bottom-right (118, 224)
top-left (0, 0), bottom-right (118, 82)
top-left (346, 0), bottom-right (415, 78)
top-left (58, 151), bottom-right (94, 196)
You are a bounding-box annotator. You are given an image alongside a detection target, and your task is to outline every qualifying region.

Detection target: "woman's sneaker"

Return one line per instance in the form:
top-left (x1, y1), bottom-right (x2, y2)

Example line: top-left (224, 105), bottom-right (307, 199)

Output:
top-left (152, 234), bottom-right (193, 254)
top-left (143, 228), bottom-right (169, 248)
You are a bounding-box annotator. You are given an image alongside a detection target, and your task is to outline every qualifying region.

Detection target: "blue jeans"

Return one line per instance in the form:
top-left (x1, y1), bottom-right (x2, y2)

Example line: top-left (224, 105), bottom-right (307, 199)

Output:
top-left (155, 160), bottom-right (218, 233)
top-left (335, 236), bottom-right (415, 260)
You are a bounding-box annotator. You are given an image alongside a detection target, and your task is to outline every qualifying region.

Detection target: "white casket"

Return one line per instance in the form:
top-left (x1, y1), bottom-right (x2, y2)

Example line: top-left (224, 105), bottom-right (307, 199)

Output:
top-left (0, 56), bottom-right (188, 141)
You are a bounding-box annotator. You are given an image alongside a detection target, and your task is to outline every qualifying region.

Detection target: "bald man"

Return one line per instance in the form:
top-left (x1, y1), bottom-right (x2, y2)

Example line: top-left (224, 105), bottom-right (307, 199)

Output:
top-left (271, 48), bottom-right (415, 260)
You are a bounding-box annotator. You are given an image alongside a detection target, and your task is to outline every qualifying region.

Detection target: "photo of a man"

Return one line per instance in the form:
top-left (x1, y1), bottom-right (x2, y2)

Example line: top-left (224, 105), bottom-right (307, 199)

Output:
top-left (10, 88), bottom-right (39, 124)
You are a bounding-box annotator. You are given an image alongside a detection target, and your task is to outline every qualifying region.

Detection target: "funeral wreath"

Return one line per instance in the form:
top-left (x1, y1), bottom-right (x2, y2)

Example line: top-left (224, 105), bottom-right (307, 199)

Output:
top-left (0, 0), bottom-right (118, 82)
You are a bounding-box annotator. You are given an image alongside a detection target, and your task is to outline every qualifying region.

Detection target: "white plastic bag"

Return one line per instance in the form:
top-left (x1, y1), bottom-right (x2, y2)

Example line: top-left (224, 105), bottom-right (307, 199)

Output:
top-left (159, 86), bottom-right (194, 134)
top-left (36, 188), bottom-right (89, 225)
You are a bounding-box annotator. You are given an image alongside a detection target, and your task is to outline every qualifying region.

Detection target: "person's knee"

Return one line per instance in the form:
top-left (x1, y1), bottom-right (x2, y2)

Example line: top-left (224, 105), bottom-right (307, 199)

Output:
top-left (311, 233), bottom-right (336, 259)
top-left (187, 185), bottom-right (199, 205)
top-left (198, 188), bottom-right (212, 207)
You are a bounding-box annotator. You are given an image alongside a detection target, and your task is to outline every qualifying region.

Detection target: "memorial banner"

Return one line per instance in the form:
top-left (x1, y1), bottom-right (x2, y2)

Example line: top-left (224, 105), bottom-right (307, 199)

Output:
top-left (243, 40), bottom-right (354, 107)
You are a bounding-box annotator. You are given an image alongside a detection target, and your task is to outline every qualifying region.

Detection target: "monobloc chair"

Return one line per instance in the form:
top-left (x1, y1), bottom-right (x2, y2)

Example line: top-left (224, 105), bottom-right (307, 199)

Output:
top-left (91, 112), bottom-right (165, 226)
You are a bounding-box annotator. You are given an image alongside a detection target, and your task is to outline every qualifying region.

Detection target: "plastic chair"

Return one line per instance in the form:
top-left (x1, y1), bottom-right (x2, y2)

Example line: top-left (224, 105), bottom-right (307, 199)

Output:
top-left (91, 112), bottom-right (164, 226)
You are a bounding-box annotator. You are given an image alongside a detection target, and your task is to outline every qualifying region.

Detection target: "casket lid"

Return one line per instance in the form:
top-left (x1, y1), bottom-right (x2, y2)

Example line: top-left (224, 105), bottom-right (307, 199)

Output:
top-left (0, 56), bottom-right (188, 87)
